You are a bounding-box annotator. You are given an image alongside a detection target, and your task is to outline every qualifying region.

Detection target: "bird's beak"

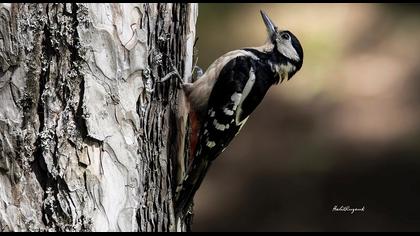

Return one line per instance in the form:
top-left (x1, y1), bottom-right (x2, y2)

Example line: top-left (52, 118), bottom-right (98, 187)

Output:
top-left (260, 10), bottom-right (277, 38)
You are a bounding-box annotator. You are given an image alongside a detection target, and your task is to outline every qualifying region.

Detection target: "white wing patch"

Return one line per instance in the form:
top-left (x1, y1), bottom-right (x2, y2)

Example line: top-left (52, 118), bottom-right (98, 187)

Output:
top-left (235, 68), bottom-right (256, 125)
top-left (213, 119), bottom-right (230, 131)
top-left (208, 109), bottom-right (216, 117)
top-left (223, 108), bottom-right (234, 116)
top-left (206, 141), bottom-right (216, 148)
top-left (231, 92), bottom-right (242, 110)
top-left (202, 50), bottom-right (259, 83)
top-left (236, 117), bottom-right (249, 135)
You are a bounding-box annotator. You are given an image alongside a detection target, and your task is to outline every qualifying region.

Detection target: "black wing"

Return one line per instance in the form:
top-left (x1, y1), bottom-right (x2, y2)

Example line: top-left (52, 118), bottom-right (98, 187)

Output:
top-left (198, 53), bottom-right (276, 161)
top-left (175, 56), bottom-right (252, 216)
top-left (197, 56), bottom-right (255, 161)
top-left (175, 55), bottom-right (277, 216)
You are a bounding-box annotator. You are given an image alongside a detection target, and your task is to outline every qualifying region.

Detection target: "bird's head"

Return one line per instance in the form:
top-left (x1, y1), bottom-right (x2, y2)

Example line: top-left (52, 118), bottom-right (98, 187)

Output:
top-left (260, 10), bottom-right (303, 82)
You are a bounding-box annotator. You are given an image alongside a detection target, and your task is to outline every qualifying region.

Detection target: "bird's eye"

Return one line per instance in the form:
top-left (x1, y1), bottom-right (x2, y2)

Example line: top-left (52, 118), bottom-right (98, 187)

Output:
top-left (281, 33), bottom-right (290, 40)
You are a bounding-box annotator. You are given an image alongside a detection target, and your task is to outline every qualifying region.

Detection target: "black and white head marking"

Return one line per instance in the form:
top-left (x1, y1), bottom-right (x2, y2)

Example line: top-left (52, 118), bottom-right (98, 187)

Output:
top-left (260, 11), bottom-right (303, 78)
top-left (276, 30), bottom-right (301, 62)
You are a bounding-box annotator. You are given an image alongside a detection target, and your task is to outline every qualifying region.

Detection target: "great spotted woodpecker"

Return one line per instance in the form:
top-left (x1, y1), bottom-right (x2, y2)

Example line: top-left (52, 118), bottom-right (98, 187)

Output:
top-left (175, 10), bottom-right (304, 217)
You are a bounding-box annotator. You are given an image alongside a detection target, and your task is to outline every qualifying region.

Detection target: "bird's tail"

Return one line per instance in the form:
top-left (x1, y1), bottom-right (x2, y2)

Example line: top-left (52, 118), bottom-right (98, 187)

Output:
top-left (175, 157), bottom-right (212, 218)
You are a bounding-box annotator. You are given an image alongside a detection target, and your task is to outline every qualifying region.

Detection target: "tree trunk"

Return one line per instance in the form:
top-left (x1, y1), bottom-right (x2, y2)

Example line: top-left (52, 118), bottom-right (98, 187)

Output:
top-left (0, 3), bottom-right (197, 232)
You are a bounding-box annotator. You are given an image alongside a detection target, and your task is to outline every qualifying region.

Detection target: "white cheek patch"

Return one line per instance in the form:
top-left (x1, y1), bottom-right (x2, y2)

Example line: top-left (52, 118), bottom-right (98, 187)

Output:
top-left (277, 40), bottom-right (300, 62)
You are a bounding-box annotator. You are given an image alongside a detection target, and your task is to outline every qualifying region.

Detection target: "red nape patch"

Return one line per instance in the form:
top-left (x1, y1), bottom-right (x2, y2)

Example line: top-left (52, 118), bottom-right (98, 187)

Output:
top-left (188, 111), bottom-right (201, 167)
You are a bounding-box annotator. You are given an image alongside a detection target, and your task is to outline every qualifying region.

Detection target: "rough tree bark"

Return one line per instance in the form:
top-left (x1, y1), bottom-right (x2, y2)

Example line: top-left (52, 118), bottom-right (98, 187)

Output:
top-left (0, 3), bottom-right (197, 232)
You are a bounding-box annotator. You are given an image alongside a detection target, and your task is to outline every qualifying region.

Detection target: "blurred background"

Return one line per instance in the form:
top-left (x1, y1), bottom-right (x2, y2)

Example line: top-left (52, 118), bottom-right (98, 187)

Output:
top-left (193, 3), bottom-right (420, 231)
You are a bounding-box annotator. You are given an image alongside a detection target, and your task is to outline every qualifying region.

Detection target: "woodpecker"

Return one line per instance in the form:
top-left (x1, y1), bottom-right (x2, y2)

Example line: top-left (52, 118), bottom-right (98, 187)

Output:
top-left (175, 10), bottom-right (304, 217)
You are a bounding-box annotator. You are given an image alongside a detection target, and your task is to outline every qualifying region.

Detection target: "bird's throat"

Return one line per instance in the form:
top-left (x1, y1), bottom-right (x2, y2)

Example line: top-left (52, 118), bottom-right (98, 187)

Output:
top-left (271, 61), bottom-right (296, 83)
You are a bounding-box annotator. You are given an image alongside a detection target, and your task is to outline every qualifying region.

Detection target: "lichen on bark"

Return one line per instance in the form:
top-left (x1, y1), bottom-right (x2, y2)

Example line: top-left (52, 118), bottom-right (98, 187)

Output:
top-left (0, 3), bottom-right (197, 232)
